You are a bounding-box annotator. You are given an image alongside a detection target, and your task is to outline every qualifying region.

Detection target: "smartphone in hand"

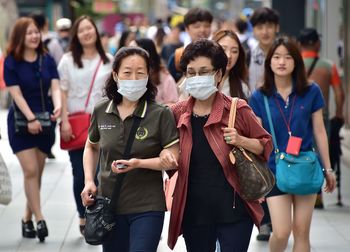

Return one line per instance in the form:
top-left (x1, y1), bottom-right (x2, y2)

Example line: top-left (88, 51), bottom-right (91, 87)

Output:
top-left (116, 163), bottom-right (127, 169)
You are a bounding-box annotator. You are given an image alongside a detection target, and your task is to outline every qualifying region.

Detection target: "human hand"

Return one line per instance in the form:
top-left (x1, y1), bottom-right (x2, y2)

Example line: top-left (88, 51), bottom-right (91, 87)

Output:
top-left (160, 149), bottom-right (178, 169)
top-left (60, 120), bottom-right (74, 142)
top-left (324, 171), bottom-right (336, 193)
top-left (81, 181), bottom-right (97, 207)
top-left (222, 127), bottom-right (242, 146)
top-left (27, 119), bottom-right (42, 135)
top-left (111, 158), bottom-right (139, 174)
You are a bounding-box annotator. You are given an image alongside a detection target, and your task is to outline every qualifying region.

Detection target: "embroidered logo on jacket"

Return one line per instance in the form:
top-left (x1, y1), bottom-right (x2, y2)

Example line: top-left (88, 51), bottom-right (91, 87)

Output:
top-left (135, 127), bottom-right (148, 140)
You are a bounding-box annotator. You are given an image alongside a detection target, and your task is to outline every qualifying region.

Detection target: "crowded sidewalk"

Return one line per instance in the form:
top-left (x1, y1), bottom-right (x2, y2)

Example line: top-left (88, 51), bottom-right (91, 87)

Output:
top-left (0, 108), bottom-right (349, 252)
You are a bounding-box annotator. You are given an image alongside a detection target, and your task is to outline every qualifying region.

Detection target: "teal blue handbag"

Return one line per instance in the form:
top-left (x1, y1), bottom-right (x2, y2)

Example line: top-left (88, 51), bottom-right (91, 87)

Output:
top-left (264, 96), bottom-right (324, 195)
top-left (275, 151), bottom-right (324, 194)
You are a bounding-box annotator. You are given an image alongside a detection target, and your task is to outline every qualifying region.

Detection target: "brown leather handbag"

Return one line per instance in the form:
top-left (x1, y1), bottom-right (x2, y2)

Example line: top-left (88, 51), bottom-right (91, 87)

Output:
top-left (228, 98), bottom-right (275, 201)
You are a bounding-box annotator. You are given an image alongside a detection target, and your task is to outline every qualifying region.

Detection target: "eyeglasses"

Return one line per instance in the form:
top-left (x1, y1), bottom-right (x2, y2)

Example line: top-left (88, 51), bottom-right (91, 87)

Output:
top-left (185, 69), bottom-right (215, 78)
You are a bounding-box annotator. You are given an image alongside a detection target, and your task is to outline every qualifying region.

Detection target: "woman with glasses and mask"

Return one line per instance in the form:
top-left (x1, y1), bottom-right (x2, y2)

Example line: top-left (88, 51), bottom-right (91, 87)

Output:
top-left (213, 29), bottom-right (250, 100)
top-left (81, 46), bottom-right (179, 251)
top-left (165, 39), bottom-right (272, 251)
top-left (4, 17), bottom-right (61, 242)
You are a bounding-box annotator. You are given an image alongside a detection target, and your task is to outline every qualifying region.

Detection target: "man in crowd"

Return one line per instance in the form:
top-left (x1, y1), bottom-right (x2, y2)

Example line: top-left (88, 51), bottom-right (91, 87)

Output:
top-left (167, 7), bottom-right (213, 82)
top-left (248, 7), bottom-right (279, 92)
top-left (299, 28), bottom-right (345, 209)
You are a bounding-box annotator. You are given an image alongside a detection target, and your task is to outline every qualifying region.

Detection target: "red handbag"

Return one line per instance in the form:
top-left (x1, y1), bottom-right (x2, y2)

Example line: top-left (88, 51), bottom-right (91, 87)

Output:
top-left (60, 112), bottom-right (91, 150)
top-left (60, 59), bottom-right (102, 151)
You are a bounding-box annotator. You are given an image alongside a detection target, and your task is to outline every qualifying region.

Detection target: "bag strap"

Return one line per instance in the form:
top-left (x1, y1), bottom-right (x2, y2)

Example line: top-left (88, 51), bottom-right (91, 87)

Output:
top-left (38, 55), bottom-right (46, 112)
top-left (108, 115), bottom-right (142, 211)
top-left (263, 95), bottom-right (279, 152)
top-left (12, 55), bottom-right (46, 114)
top-left (307, 57), bottom-right (319, 78)
top-left (85, 59), bottom-right (102, 111)
top-left (228, 97), bottom-right (239, 128)
top-left (228, 98), bottom-right (239, 164)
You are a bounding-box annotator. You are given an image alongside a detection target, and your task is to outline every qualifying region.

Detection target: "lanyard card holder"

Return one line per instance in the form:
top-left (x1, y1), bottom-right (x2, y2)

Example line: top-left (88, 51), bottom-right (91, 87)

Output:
top-left (286, 135), bottom-right (302, 155)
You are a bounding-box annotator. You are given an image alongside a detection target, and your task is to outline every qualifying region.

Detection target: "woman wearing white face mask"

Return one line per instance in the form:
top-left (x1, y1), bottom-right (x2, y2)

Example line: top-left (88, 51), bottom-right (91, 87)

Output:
top-left (81, 46), bottom-right (179, 251)
top-left (166, 39), bottom-right (273, 251)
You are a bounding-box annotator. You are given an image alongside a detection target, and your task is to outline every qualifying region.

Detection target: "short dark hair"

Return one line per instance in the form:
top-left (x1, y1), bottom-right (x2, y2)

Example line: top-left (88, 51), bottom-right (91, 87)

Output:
top-left (29, 12), bottom-right (46, 30)
top-left (179, 39), bottom-right (227, 78)
top-left (298, 28), bottom-right (320, 46)
top-left (250, 7), bottom-right (279, 27)
top-left (184, 8), bottom-right (213, 27)
top-left (104, 47), bottom-right (157, 104)
top-left (261, 36), bottom-right (309, 96)
top-left (69, 15), bottom-right (110, 68)
top-left (235, 18), bottom-right (248, 34)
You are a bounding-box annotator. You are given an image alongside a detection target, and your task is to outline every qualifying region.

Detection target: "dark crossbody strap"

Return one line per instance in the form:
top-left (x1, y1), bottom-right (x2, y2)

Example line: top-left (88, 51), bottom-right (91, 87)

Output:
top-left (108, 115), bottom-right (142, 210)
top-left (307, 57), bottom-right (319, 78)
top-left (13, 55), bottom-right (46, 115)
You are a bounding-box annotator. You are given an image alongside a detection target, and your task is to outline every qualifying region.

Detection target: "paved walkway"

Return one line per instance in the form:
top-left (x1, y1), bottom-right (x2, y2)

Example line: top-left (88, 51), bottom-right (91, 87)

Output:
top-left (0, 108), bottom-right (349, 252)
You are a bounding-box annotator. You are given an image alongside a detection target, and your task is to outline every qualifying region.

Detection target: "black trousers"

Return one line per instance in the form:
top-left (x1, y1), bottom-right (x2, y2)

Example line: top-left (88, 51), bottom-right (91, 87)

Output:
top-left (183, 218), bottom-right (253, 252)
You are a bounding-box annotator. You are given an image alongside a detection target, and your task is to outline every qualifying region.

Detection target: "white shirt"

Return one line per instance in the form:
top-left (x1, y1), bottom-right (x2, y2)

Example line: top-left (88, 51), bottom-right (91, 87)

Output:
top-left (248, 45), bottom-right (266, 92)
top-left (58, 52), bottom-right (113, 114)
top-left (220, 78), bottom-right (251, 98)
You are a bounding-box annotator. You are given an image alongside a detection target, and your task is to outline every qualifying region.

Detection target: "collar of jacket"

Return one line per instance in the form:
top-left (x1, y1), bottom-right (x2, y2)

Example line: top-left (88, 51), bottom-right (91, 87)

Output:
top-left (177, 92), bottom-right (230, 128)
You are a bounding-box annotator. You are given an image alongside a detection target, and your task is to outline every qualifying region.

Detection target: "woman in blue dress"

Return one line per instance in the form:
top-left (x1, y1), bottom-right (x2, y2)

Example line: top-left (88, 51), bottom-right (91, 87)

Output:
top-left (4, 17), bottom-right (61, 242)
top-left (249, 36), bottom-right (336, 252)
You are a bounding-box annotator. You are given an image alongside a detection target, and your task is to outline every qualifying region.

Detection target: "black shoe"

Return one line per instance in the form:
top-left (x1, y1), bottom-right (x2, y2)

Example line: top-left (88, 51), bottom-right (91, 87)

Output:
top-left (47, 151), bottom-right (55, 159)
top-left (37, 220), bottom-right (48, 242)
top-left (22, 220), bottom-right (36, 238)
top-left (257, 223), bottom-right (271, 241)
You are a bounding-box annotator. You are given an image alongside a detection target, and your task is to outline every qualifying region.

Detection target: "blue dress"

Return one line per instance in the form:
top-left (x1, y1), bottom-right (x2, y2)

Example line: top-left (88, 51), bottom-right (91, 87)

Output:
top-left (4, 54), bottom-right (59, 154)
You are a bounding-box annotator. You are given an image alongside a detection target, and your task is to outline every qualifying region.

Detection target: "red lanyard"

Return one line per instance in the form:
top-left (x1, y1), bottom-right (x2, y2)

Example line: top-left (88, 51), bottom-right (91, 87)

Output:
top-left (274, 95), bottom-right (296, 136)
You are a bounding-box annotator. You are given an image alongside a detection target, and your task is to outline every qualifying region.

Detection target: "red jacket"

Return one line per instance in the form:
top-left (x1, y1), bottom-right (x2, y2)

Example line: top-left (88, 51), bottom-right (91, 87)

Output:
top-left (167, 93), bottom-right (273, 249)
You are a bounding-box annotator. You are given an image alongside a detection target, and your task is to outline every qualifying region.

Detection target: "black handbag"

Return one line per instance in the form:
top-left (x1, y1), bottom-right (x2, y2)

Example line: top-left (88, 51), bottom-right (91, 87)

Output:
top-left (84, 115), bottom-right (142, 245)
top-left (13, 55), bottom-right (52, 135)
top-left (14, 111), bottom-right (51, 135)
top-left (228, 98), bottom-right (275, 201)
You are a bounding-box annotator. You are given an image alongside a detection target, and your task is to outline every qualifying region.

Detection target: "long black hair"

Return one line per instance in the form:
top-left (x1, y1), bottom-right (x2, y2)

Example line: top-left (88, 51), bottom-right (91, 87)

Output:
top-left (69, 15), bottom-right (110, 68)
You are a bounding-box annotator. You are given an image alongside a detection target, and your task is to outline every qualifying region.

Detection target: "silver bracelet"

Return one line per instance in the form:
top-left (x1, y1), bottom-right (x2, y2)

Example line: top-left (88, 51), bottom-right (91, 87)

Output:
top-left (323, 168), bottom-right (334, 174)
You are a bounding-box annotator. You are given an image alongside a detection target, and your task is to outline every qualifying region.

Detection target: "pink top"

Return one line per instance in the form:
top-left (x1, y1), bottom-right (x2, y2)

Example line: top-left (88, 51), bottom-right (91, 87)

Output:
top-left (155, 70), bottom-right (179, 104)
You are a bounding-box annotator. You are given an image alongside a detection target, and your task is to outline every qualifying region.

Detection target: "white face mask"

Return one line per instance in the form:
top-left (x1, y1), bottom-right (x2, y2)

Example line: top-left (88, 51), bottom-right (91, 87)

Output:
top-left (117, 78), bottom-right (148, 102)
top-left (184, 74), bottom-right (218, 100)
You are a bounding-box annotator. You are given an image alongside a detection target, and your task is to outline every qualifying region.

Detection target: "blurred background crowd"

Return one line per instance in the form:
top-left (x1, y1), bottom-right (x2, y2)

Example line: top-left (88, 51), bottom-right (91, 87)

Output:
top-left (0, 0), bottom-right (349, 122)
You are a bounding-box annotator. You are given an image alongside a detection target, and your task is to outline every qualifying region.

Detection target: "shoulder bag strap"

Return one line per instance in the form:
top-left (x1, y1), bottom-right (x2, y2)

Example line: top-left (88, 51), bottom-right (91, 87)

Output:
top-left (228, 97), bottom-right (239, 128)
top-left (228, 97), bottom-right (239, 164)
top-left (38, 55), bottom-right (46, 112)
top-left (13, 55), bottom-right (45, 114)
top-left (307, 57), bottom-right (319, 78)
top-left (84, 59), bottom-right (102, 112)
top-left (263, 95), bottom-right (279, 152)
top-left (109, 115), bottom-right (142, 210)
